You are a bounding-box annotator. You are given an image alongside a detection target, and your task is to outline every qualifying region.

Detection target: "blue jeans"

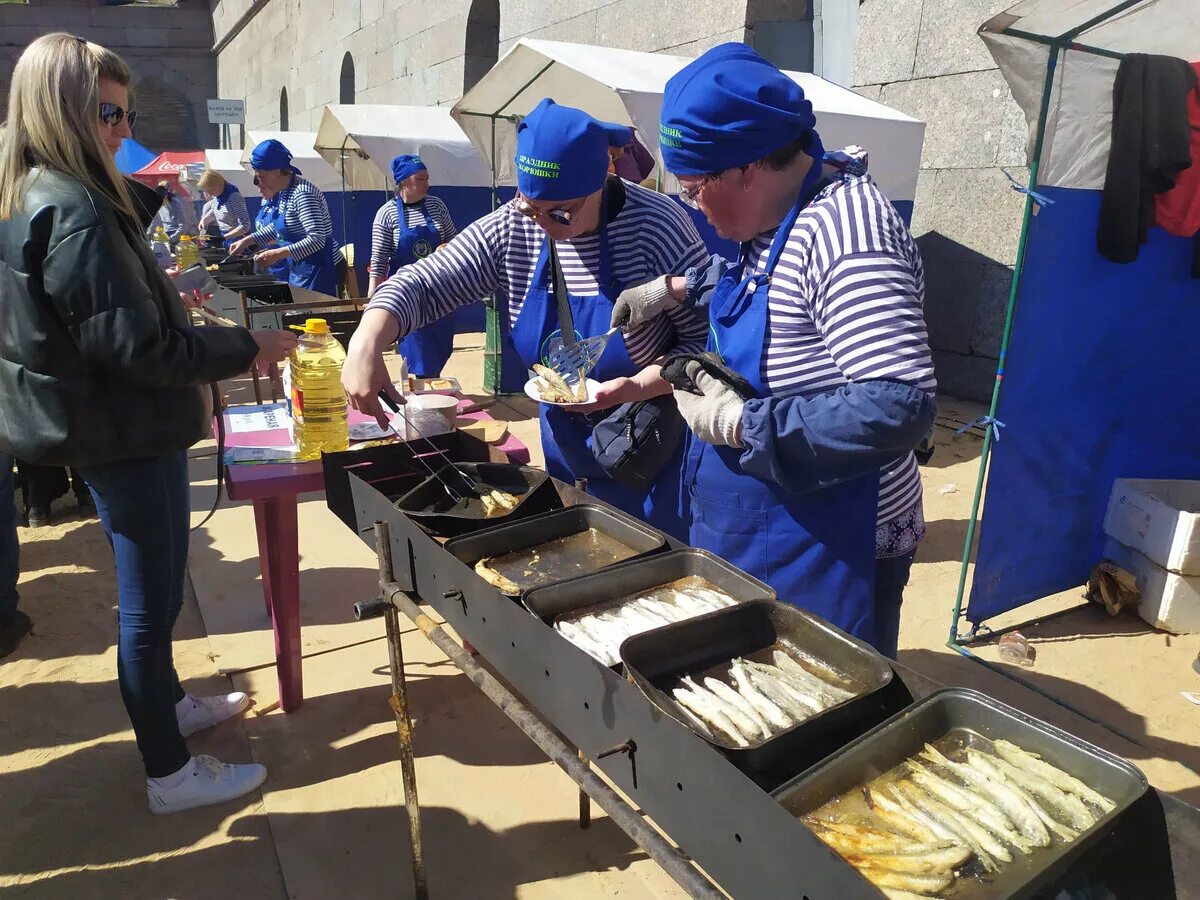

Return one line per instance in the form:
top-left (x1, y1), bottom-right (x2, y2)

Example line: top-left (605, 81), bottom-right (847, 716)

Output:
top-left (79, 452), bottom-right (191, 778)
top-left (0, 453), bottom-right (18, 623)
top-left (874, 550), bottom-right (916, 660)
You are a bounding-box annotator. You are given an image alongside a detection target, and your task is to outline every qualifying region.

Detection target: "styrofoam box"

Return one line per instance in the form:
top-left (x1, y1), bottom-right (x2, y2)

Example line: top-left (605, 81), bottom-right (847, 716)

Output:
top-left (1103, 478), bottom-right (1200, 576)
top-left (1104, 537), bottom-right (1200, 634)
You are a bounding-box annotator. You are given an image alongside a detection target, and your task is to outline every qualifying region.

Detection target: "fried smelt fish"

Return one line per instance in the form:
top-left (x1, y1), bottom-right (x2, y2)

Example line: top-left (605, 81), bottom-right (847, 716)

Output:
top-left (907, 761), bottom-right (1032, 854)
top-left (863, 787), bottom-right (939, 843)
top-left (671, 687), bottom-right (749, 747)
top-left (532, 364), bottom-right (579, 403)
top-left (967, 751), bottom-right (1080, 843)
top-left (992, 739), bottom-right (1117, 813)
top-left (802, 819), bottom-right (915, 853)
top-left (474, 558), bottom-right (519, 594)
top-left (857, 866), bottom-right (953, 895)
top-left (988, 755), bottom-right (1097, 831)
top-left (844, 841), bottom-right (971, 876)
top-left (920, 744), bottom-right (1050, 848)
top-left (896, 782), bottom-right (1004, 871)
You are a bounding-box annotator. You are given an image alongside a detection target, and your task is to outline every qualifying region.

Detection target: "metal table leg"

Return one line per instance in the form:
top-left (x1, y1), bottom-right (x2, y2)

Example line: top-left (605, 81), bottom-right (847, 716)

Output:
top-left (375, 522), bottom-right (428, 900)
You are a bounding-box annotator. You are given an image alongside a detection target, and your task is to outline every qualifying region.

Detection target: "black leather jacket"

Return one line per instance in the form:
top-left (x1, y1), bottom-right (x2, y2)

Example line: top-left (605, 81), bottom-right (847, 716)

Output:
top-left (0, 171), bottom-right (258, 467)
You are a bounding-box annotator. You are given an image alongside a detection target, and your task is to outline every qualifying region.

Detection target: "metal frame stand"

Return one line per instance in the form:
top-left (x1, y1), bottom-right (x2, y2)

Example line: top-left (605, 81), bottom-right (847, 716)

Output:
top-left (361, 520), bottom-right (721, 899)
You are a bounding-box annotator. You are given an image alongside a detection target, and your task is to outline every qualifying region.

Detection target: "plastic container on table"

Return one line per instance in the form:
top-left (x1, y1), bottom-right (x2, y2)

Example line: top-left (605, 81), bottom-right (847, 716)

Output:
top-left (288, 318), bottom-right (348, 460)
top-left (150, 226), bottom-right (172, 269)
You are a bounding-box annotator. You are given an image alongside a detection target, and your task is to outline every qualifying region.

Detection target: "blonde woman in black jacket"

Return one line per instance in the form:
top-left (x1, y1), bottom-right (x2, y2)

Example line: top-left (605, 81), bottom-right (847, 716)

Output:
top-left (0, 34), bottom-right (297, 814)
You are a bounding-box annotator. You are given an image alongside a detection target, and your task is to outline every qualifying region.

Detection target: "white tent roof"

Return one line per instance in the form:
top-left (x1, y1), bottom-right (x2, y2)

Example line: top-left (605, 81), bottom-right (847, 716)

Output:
top-left (451, 39), bottom-right (924, 203)
top-left (240, 131), bottom-right (345, 193)
top-left (202, 148), bottom-right (258, 195)
top-left (314, 105), bottom-right (493, 191)
top-left (981, 0), bottom-right (1200, 190)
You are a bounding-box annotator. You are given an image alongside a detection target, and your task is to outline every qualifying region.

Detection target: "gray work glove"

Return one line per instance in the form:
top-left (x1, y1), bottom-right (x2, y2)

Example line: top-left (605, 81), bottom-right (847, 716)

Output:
top-left (610, 276), bottom-right (678, 330)
top-left (673, 361), bottom-right (746, 448)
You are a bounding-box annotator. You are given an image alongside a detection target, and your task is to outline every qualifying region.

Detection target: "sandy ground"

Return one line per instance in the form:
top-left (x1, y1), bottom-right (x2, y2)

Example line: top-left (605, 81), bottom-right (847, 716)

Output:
top-left (2, 334), bottom-right (1197, 898)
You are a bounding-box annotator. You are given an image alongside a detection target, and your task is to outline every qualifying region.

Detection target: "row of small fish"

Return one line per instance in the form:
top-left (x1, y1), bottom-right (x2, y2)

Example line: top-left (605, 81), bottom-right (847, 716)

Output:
top-left (806, 739), bottom-right (1116, 897)
top-left (670, 650), bottom-right (857, 747)
top-left (554, 585), bottom-right (736, 666)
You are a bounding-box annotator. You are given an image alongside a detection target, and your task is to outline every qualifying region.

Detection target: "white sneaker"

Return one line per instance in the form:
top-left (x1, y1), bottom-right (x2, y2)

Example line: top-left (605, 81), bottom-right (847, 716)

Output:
top-left (176, 691), bottom-right (250, 737)
top-left (148, 754), bottom-right (267, 815)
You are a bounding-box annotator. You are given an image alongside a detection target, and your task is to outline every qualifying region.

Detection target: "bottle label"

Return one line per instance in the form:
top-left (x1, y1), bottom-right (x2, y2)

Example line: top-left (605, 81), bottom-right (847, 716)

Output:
top-left (292, 387), bottom-right (304, 424)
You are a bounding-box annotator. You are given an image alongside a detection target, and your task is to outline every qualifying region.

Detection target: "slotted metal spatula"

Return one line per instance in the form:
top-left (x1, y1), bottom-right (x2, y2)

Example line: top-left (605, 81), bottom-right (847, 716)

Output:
top-left (547, 327), bottom-right (619, 383)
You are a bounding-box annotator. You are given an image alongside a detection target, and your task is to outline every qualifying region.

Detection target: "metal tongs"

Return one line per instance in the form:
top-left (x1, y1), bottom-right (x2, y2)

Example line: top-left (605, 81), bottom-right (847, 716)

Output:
top-left (546, 327), bottom-right (619, 386)
top-left (377, 390), bottom-right (480, 504)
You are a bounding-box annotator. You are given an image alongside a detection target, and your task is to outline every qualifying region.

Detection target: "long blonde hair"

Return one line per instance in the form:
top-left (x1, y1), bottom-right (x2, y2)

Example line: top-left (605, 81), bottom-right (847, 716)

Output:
top-left (0, 33), bottom-right (137, 221)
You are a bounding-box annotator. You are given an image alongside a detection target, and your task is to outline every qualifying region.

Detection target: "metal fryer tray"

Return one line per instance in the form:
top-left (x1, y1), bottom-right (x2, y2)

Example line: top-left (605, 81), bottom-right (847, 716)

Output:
top-left (394, 462), bottom-right (562, 538)
top-left (620, 599), bottom-right (908, 788)
top-left (523, 549), bottom-right (776, 668)
top-left (443, 504), bottom-right (667, 597)
top-left (772, 688), bottom-right (1151, 900)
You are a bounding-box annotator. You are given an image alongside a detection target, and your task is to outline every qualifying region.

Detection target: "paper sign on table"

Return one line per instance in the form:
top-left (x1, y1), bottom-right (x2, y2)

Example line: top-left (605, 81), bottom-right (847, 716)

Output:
top-left (227, 403), bottom-right (289, 433)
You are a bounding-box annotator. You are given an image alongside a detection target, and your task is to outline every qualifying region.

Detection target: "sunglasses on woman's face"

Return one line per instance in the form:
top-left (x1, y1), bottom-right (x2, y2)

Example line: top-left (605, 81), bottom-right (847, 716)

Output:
top-left (99, 102), bottom-right (137, 129)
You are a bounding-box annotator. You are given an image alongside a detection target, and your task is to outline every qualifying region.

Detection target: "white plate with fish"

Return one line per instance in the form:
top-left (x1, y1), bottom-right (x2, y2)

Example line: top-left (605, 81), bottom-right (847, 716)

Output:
top-left (524, 374), bottom-right (602, 407)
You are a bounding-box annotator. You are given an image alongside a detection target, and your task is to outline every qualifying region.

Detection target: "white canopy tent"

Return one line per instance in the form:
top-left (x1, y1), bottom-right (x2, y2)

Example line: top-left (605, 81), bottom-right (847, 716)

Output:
top-left (240, 131), bottom-right (345, 193)
top-left (201, 148), bottom-right (258, 195)
top-left (314, 105), bottom-right (493, 191)
top-left (981, 0), bottom-right (1200, 190)
top-left (450, 39), bottom-right (924, 204)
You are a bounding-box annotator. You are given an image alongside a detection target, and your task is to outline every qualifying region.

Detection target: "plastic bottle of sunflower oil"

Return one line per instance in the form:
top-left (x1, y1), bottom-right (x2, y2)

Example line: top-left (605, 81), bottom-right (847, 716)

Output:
top-left (175, 233), bottom-right (200, 270)
top-left (288, 318), bottom-right (348, 460)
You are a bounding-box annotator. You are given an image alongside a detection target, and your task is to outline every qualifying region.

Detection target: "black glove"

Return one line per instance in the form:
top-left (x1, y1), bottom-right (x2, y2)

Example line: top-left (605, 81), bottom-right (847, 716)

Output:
top-left (661, 351), bottom-right (757, 401)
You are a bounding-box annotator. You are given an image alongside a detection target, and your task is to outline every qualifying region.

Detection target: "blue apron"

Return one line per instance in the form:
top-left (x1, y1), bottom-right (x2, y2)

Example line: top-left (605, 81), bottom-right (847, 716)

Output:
top-left (510, 224), bottom-right (687, 540)
top-left (265, 178), bottom-right (339, 296)
top-left (253, 198), bottom-right (290, 281)
top-left (392, 198), bottom-right (454, 376)
top-left (687, 174), bottom-right (881, 646)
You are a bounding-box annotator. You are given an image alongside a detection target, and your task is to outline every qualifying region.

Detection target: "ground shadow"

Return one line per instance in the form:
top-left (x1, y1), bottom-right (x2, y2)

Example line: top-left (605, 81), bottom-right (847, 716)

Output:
top-left (225, 805), bottom-right (654, 899)
top-left (1, 818), bottom-right (284, 899)
top-left (916, 517), bottom-right (972, 565)
top-left (0, 725), bottom-right (269, 879)
top-left (245, 671), bottom-right (550, 790)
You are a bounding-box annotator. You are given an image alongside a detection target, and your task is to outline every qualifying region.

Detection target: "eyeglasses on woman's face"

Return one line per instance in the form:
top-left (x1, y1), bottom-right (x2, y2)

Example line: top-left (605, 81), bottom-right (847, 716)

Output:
top-left (677, 173), bottom-right (723, 209)
top-left (514, 195), bottom-right (586, 226)
top-left (99, 102), bottom-right (136, 130)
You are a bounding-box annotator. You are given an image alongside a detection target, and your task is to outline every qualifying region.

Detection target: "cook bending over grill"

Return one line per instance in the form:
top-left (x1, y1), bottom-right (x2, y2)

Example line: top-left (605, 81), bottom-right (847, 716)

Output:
top-left (611, 45), bottom-right (937, 655)
top-left (343, 99), bottom-right (709, 539)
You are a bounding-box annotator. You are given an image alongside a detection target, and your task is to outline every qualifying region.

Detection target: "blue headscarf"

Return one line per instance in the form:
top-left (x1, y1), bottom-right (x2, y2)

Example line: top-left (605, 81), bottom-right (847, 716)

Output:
top-left (249, 138), bottom-right (300, 174)
top-left (391, 154), bottom-right (427, 184)
top-left (659, 43), bottom-right (821, 176)
top-left (515, 99), bottom-right (630, 201)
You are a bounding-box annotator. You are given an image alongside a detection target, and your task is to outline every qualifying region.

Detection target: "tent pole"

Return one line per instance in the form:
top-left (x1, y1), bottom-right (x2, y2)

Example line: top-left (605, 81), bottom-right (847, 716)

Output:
top-left (339, 135), bottom-right (350, 253)
top-left (999, 28), bottom-right (1124, 60)
top-left (948, 45), bottom-right (1060, 646)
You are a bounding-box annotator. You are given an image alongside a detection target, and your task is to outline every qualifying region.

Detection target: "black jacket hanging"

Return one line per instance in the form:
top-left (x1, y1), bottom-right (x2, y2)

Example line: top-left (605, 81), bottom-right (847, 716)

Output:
top-left (1097, 53), bottom-right (1197, 264)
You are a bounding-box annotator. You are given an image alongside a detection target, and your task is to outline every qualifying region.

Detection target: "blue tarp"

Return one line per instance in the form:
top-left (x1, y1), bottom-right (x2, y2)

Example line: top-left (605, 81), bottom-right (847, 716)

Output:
top-left (967, 186), bottom-right (1200, 624)
top-left (114, 139), bottom-right (156, 175)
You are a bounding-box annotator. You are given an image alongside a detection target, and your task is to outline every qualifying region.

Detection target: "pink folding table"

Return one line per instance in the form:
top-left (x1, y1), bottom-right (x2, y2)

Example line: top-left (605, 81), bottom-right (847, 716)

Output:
top-left (220, 397), bottom-right (530, 711)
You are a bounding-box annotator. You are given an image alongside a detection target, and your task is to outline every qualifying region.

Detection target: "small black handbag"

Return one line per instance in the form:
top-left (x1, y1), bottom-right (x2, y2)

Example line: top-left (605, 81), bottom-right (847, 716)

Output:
top-left (546, 238), bottom-right (686, 489)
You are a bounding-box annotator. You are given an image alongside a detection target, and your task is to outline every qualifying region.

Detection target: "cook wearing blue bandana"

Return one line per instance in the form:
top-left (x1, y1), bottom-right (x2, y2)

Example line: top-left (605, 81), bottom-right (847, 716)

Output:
top-left (367, 154), bottom-right (459, 376)
top-left (229, 139), bottom-right (340, 296)
top-left (613, 44), bottom-right (937, 655)
top-left (343, 98), bottom-right (711, 538)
